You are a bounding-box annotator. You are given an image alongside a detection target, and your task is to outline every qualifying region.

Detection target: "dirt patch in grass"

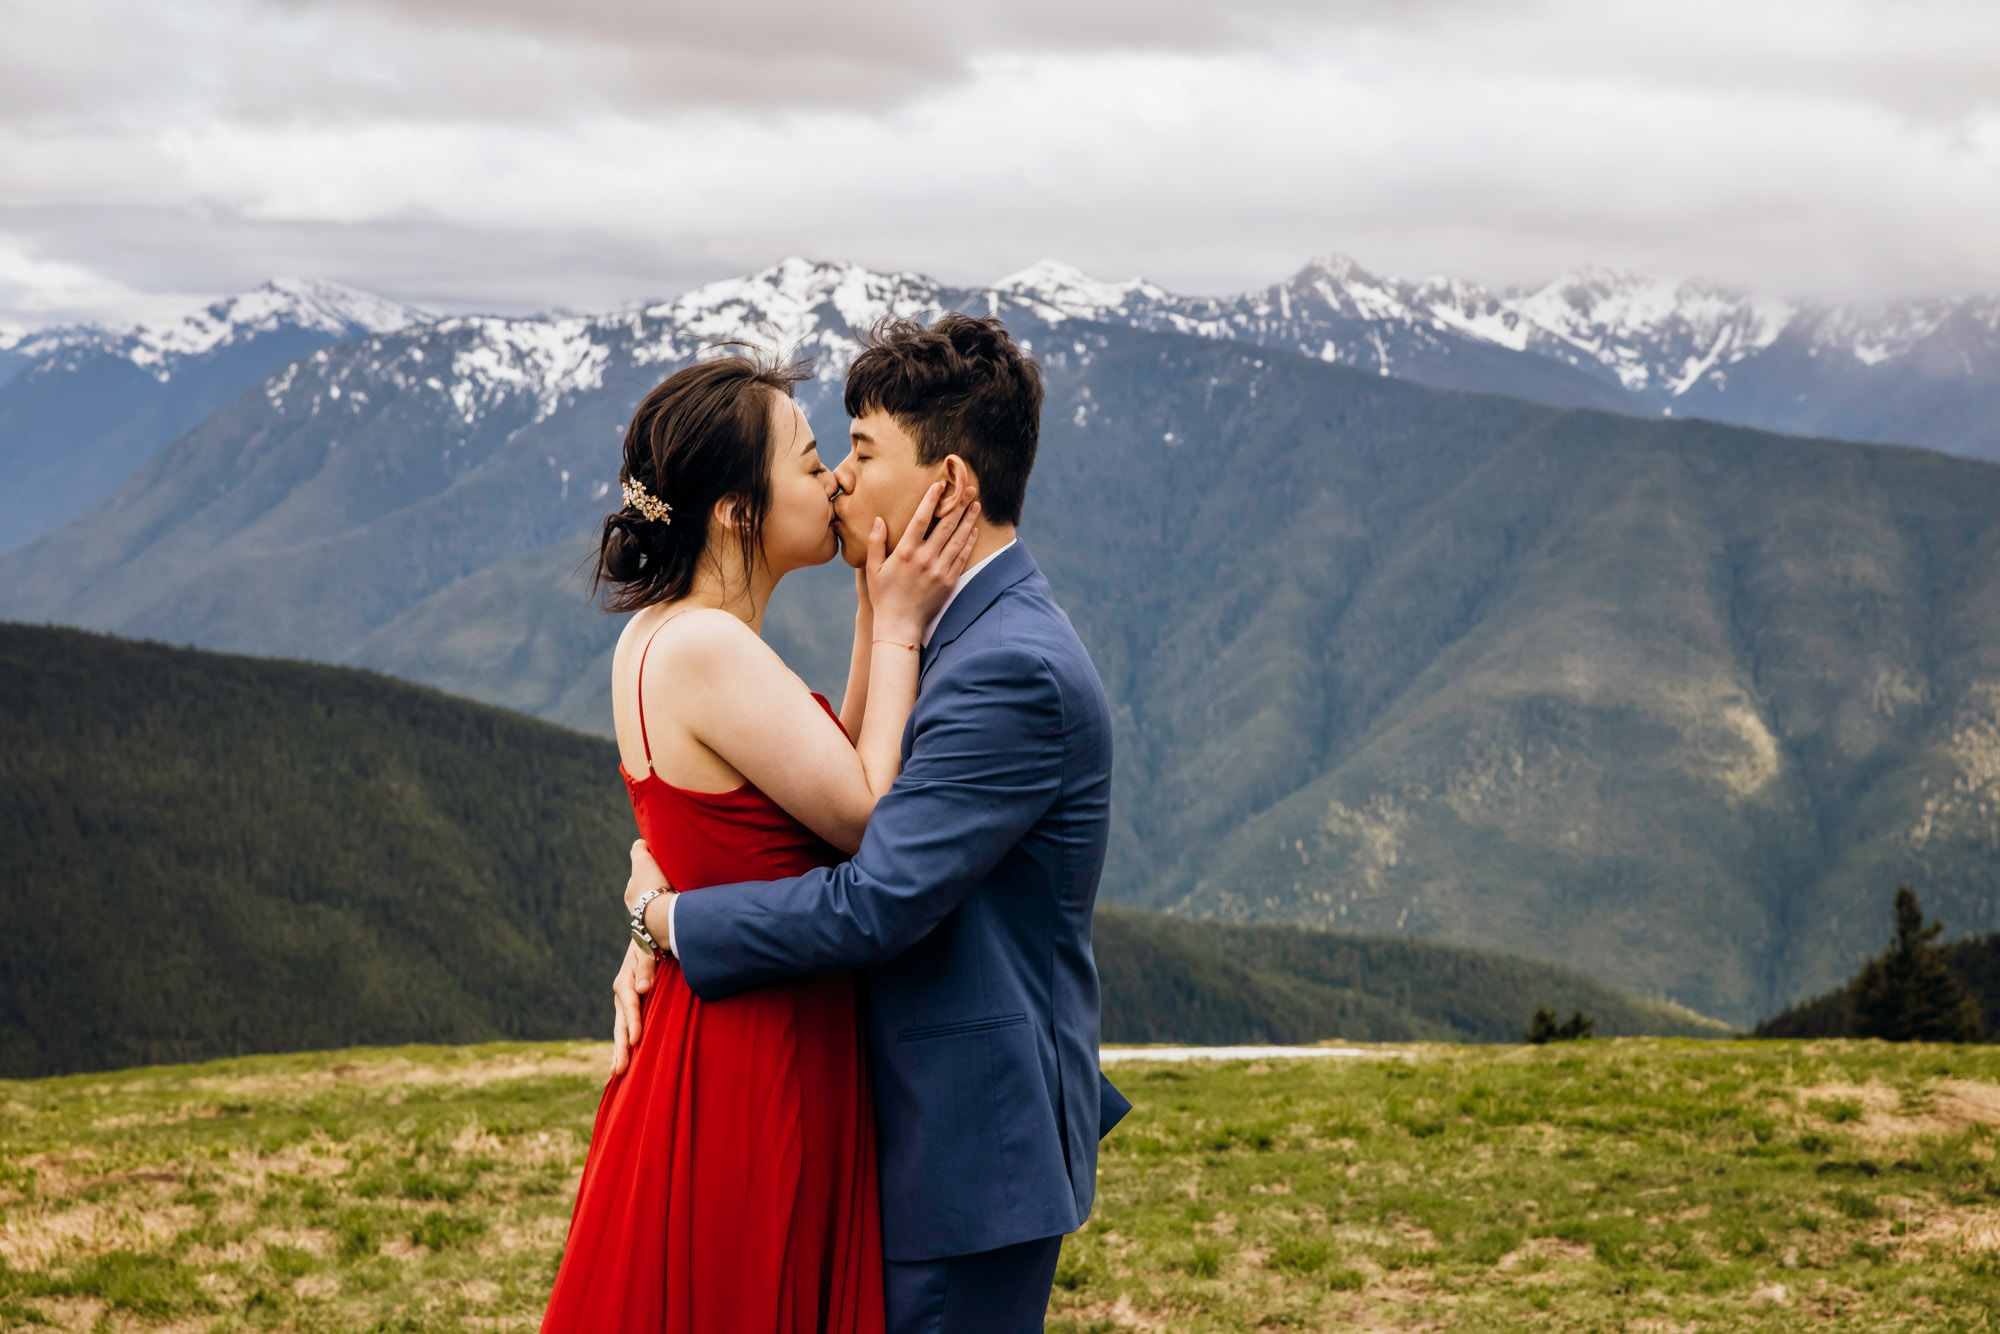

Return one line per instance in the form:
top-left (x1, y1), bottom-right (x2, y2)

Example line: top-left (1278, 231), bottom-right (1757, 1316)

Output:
top-left (1793, 1077), bottom-right (2000, 1144)
top-left (1388, 1216), bottom-right (1436, 1250)
top-left (290, 1272), bottom-right (341, 1299)
top-left (0, 1195), bottom-right (199, 1268)
top-left (200, 1045), bottom-right (607, 1098)
top-left (1888, 1204), bottom-right (2000, 1257)
top-left (1960, 1216), bottom-right (2000, 1254)
top-left (22, 1295), bottom-right (107, 1332)
top-left (1496, 1236), bottom-right (1594, 1271)
top-left (1931, 1080), bottom-right (2000, 1133)
top-left (493, 1213), bottom-right (570, 1253)
top-left (1057, 1294), bottom-right (1179, 1331)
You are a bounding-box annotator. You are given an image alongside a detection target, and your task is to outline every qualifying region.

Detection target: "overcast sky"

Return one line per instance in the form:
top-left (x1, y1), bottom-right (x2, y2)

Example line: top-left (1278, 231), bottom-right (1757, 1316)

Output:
top-left (4, 0), bottom-right (1998, 329)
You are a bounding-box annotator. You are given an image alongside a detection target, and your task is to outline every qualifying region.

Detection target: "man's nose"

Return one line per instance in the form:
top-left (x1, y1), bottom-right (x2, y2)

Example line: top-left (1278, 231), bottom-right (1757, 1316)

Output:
top-left (831, 456), bottom-right (856, 495)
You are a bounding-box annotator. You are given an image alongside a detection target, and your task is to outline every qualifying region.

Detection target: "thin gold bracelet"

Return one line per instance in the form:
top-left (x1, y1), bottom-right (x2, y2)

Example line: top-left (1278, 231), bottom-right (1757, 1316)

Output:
top-left (873, 637), bottom-right (919, 652)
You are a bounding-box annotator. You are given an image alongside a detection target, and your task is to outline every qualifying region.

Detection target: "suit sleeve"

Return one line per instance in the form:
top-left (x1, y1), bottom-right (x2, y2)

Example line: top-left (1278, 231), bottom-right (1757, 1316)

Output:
top-left (675, 646), bottom-right (1065, 1001)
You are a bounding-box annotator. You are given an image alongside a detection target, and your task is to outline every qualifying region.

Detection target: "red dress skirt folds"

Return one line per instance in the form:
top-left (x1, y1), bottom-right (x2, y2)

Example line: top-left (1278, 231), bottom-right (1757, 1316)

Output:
top-left (540, 692), bottom-right (884, 1334)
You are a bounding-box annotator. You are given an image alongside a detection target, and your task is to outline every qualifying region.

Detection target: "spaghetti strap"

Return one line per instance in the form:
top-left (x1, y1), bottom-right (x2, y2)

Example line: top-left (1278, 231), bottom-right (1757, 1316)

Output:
top-left (633, 610), bottom-right (693, 775)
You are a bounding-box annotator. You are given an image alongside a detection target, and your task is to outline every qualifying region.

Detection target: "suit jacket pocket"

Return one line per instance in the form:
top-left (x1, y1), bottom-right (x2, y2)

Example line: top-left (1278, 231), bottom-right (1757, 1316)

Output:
top-left (881, 1010), bottom-right (1074, 1252)
top-left (899, 1013), bottom-right (1027, 1042)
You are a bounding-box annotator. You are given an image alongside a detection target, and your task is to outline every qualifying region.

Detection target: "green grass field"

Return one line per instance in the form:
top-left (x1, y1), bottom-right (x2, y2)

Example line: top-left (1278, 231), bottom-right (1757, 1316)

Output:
top-left (4, 1039), bottom-right (1999, 1332)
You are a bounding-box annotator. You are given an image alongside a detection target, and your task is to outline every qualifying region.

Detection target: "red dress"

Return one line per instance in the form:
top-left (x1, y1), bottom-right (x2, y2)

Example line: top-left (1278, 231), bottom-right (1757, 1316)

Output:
top-left (540, 634), bottom-right (884, 1334)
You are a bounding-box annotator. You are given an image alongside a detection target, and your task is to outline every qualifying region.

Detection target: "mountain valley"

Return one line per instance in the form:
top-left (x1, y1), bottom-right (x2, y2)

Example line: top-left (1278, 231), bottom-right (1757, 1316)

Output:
top-left (8, 257), bottom-right (2000, 1023)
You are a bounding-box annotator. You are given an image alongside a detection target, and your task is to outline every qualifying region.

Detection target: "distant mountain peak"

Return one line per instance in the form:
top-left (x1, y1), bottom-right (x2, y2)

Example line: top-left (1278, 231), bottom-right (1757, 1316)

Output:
top-left (121, 279), bottom-right (432, 374)
top-left (247, 277), bottom-right (432, 335)
top-left (2, 278), bottom-right (434, 387)
top-left (644, 258), bottom-right (948, 366)
top-left (1292, 252), bottom-right (1380, 284)
top-left (1497, 269), bottom-right (1796, 393)
top-left (992, 260), bottom-right (1169, 320)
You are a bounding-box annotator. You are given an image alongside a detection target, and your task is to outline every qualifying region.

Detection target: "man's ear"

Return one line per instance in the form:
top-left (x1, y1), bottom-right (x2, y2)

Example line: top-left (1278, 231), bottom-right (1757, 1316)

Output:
top-left (940, 455), bottom-right (981, 511)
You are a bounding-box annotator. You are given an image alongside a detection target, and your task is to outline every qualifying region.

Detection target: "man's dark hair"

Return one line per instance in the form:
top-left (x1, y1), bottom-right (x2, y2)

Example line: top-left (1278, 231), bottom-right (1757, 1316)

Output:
top-left (843, 314), bottom-right (1043, 526)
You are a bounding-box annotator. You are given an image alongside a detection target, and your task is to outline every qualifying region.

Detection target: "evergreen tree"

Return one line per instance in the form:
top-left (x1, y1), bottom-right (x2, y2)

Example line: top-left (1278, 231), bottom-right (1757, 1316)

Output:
top-left (1525, 1007), bottom-right (1593, 1044)
top-left (1848, 887), bottom-right (1984, 1043)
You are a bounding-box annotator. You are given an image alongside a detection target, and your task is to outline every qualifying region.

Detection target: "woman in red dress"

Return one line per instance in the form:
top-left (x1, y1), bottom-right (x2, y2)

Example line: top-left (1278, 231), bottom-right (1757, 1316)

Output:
top-left (539, 353), bottom-right (980, 1334)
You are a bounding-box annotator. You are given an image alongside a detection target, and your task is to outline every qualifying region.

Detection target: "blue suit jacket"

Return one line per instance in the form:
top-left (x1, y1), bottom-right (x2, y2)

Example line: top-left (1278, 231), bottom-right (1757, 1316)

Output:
top-left (676, 541), bottom-right (1130, 1262)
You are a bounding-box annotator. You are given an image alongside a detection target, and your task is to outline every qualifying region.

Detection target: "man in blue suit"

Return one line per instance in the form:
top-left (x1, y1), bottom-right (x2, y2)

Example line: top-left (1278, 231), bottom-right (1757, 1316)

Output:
top-left (616, 313), bottom-right (1129, 1333)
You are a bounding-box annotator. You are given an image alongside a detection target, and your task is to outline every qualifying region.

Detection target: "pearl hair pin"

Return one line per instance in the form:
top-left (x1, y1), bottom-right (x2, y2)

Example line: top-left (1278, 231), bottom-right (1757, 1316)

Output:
top-left (622, 477), bottom-right (674, 524)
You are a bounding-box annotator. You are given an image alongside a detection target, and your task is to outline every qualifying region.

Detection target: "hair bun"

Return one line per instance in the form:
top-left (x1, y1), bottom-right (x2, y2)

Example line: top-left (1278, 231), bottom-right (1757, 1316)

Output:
top-left (600, 519), bottom-right (647, 582)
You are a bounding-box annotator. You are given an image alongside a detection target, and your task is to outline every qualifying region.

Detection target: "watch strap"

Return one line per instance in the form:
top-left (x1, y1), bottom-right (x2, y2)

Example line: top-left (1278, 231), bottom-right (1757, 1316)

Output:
top-left (629, 887), bottom-right (664, 952)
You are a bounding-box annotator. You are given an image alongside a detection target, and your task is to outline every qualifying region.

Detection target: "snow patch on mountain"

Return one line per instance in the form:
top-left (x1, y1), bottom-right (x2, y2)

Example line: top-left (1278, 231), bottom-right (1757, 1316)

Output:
top-left (5, 278), bottom-right (434, 386)
top-left (119, 279), bottom-right (431, 379)
top-left (1494, 269), bottom-right (1794, 394)
top-left (1, 323), bottom-right (109, 364)
top-left (994, 260), bottom-right (1172, 324)
top-left (1812, 298), bottom-right (1975, 366)
top-left (645, 257), bottom-right (948, 372)
top-left (442, 316), bottom-right (610, 423)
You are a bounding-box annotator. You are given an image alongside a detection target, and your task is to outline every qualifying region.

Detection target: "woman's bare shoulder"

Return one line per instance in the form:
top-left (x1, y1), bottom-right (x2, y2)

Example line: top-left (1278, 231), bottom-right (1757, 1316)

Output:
top-left (642, 608), bottom-right (784, 678)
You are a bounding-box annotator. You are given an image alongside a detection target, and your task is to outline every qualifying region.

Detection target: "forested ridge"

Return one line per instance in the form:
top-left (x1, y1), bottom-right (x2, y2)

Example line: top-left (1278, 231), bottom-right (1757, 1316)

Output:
top-left (1, 623), bottom-right (633, 1077)
top-left (1, 623), bottom-right (1720, 1077)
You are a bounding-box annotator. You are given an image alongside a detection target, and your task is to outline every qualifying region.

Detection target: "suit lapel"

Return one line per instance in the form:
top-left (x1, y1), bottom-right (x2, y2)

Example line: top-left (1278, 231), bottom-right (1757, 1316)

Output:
top-left (919, 541), bottom-right (1037, 684)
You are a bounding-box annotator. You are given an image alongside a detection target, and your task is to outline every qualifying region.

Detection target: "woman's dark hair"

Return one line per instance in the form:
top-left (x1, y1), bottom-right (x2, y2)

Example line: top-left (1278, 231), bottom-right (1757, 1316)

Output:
top-left (843, 314), bottom-right (1042, 526)
top-left (592, 350), bottom-right (812, 613)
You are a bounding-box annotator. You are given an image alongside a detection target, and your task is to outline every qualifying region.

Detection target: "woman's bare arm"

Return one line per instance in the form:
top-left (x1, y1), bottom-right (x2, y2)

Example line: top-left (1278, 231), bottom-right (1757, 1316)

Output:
top-left (839, 567), bottom-right (873, 737)
top-left (846, 488), bottom-right (978, 805)
top-left (652, 486), bottom-right (978, 853)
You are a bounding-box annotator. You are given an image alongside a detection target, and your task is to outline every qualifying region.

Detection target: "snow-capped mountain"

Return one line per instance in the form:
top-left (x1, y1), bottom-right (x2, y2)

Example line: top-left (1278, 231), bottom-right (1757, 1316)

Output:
top-left (0, 279), bottom-right (434, 554)
top-left (1488, 267), bottom-right (1795, 398)
top-left (15, 277), bottom-right (429, 383)
top-left (125, 277), bottom-right (428, 377)
top-left (0, 322), bottom-right (102, 389)
top-left (21, 247), bottom-right (1998, 670)
top-left (250, 260), bottom-right (967, 447)
top-left (1001, 255), bottom-right (2000, 457)
top-left (8, 251), bottom-right (1999, 566)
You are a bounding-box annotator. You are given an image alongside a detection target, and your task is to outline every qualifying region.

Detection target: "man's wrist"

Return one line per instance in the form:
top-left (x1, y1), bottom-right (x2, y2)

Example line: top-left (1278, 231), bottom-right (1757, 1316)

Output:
top-left (643, 890), bottom-right (679, 956)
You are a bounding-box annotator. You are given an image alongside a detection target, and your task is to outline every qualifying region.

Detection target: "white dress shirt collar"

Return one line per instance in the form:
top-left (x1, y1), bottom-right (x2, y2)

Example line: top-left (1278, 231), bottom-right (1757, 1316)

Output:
top-left (922, 538), bottom-right (1017, 648)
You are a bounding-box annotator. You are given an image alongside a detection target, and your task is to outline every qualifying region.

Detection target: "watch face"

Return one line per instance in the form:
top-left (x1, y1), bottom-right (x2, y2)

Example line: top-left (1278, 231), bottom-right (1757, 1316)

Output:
top-left (630, 925), bottom-right (652, 950)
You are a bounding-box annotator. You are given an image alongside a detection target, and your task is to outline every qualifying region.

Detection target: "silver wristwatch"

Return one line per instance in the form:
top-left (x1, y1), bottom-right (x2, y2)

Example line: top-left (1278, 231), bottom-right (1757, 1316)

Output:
top-left (629, 888), bottom-right (665, 953)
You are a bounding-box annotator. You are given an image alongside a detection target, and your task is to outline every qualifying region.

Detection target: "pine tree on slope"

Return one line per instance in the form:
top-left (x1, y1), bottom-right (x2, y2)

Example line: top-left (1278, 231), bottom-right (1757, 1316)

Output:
top-left (1849, 887), bottom-right (1984, 1044)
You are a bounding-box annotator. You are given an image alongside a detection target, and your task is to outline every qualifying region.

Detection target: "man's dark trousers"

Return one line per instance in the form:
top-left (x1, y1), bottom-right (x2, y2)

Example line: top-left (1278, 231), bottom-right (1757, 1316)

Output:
top-left (884, 1235), bottom-right (1064, 1334)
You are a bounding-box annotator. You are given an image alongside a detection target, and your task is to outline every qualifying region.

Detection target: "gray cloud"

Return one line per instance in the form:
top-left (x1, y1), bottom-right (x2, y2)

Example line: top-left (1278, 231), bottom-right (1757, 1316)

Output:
top-left (1, 0), bottom-right (1996, 329)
